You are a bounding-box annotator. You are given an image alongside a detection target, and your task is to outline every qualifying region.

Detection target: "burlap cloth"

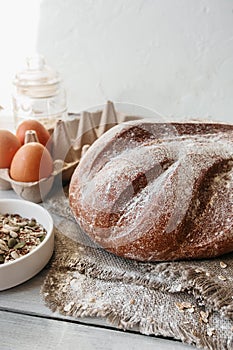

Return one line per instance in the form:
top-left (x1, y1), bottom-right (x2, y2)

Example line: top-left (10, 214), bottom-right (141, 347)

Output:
top-left (41, 188), bottom-right (233, 350)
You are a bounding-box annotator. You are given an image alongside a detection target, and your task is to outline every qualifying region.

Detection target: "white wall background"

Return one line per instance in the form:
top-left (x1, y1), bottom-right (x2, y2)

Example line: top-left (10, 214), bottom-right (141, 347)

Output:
top-left (0, 0), bottom-right (233, 123)
top-left (0, 0), bottom-right (40, 111)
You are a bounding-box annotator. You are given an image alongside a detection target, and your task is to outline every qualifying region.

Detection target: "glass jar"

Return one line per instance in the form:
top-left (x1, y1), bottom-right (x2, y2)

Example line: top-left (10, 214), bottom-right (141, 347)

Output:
top-left (12, 55), bottom-right (67, 128)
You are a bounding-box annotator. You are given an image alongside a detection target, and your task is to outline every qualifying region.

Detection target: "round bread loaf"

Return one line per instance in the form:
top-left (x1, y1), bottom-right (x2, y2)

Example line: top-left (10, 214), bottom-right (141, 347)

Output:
top-left (69, 120), bottom-right (233, 261)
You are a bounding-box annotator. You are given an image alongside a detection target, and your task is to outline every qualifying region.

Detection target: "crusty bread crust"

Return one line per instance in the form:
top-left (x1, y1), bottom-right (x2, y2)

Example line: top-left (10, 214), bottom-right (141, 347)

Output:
top-left (69, 121), bottom-right (233, 261)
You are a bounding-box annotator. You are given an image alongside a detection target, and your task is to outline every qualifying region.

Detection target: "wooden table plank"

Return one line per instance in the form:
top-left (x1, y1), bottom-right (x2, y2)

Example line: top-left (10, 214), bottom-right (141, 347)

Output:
top-left (0, 310), bottom-right (194, 350)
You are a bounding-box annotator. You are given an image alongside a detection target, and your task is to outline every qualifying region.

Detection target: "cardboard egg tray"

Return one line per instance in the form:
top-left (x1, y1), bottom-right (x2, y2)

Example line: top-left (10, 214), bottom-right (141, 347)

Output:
top-left (0, 101), bottom-right (141, 203)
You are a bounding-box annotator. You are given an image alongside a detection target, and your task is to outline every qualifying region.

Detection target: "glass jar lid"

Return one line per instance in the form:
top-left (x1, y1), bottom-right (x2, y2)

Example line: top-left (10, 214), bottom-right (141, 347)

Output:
top-left (13, 55), bottom-right (61, 98)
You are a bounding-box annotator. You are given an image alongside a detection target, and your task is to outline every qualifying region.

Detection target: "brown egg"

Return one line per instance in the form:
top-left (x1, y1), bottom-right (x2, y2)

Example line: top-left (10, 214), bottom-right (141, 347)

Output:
top-left (0, 129), bottom-right (21, 168)
top-left (16, 119), bottom-right (51, 149)
top-left (10, 142), bottom-right (53, 182)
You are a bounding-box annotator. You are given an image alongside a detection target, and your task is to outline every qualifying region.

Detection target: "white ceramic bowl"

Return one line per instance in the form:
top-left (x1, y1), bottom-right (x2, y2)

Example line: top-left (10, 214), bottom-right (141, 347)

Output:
top-left (0, 199), bottom-right (54, 291)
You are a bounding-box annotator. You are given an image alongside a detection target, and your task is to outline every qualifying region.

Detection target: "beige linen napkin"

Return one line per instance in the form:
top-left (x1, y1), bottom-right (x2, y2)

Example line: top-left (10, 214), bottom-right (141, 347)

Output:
top-left (41, 190), bottom-right (233, 350)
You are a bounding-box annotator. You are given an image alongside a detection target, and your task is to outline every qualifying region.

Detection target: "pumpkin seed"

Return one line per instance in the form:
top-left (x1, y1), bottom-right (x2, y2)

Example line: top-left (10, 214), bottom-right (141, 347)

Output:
top-left (14, 241), bottom-right (26, 249)
top-left (8, 238), bottom-right (17, 248)
top-left (39, 235), bottom-right (46, 242)
top-left (27, 219), bottom-right (37, 227)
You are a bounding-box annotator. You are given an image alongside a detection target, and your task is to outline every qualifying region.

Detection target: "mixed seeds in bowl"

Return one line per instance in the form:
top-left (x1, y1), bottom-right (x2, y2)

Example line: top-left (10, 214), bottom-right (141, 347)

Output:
top-left (0, 213), bottom-right (47, 264)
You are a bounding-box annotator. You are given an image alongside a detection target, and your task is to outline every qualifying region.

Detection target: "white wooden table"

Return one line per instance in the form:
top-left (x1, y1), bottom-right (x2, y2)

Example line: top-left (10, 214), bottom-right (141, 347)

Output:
top-left (0, 115), bottom-right (194, 350)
